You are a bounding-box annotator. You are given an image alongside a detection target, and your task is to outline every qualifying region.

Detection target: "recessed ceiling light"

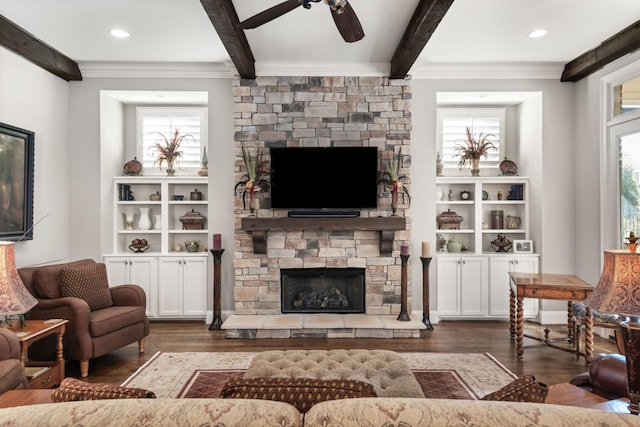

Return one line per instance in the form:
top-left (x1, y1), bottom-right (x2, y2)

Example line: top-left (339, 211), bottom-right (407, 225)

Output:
top-left (528, 29), bottom-right (547, 39)
top-left (110, 29), bottom-right (130, 39)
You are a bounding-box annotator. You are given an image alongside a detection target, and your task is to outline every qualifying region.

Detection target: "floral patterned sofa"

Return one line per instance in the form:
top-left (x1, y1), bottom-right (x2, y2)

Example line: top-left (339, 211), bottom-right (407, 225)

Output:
top-left (0, 397), bottom-right (637, 426)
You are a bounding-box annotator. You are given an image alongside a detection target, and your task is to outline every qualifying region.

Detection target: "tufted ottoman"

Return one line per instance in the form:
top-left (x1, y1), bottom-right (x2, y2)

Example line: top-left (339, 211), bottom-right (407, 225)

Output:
top-left (244, 349), bottom-right (425, 398)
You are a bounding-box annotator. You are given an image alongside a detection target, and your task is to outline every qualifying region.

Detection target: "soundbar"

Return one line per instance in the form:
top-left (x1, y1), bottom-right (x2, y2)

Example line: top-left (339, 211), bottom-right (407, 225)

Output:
top-left (288, 210), bottom-right (361, 218)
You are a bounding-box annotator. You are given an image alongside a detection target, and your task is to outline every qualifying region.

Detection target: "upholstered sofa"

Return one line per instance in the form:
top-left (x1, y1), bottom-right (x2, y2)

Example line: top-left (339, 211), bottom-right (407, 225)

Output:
top-left (18, 259), bottom-right (149, 377)
top-left (0, 328), bottom-right (28, 394)
top-left (0, 397), bottom-right (637, 426)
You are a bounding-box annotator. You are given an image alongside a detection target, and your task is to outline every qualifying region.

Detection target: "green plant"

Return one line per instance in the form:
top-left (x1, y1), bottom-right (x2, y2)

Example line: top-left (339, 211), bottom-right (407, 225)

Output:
top-left (452, 127), bottom-right (497, 170)
top-left (149, 129), bottom-right (195, 171)
top-left (234, 143), bottom-right (271, 211)
top-left (378, 149), bottom-right (410, 214)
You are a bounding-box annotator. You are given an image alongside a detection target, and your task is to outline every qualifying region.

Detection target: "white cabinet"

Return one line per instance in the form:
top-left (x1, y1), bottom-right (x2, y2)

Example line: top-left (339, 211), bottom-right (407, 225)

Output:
top-left (488, 255), bottom-right (540, 318)
top-left (104, 176), bottom-right (209, 319)
top-left (436, 256), bottom-right (488, 317)
top-left (104, 256), bottom-right (157, 317)
top-left (158, 256), bottom-right (207, 318)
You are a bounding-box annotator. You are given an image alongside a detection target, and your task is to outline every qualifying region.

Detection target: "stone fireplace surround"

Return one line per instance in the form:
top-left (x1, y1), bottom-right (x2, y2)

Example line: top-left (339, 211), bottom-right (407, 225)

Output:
top-left (228, 76), bottom-right (421, 338)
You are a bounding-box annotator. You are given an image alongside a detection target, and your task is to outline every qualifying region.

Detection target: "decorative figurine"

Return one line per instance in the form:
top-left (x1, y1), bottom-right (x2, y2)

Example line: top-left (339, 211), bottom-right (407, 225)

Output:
top-left (625, 232), bottom-right (639, 253)
top-left (491, 233), bottom-right (512, 252)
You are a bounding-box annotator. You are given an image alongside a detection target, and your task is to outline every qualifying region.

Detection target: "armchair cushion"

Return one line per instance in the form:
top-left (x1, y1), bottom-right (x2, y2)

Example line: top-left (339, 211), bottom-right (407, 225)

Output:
top-left (58, 263), bottom-right (113, 311)
top-left (31, 259), bottom-right (96, 299)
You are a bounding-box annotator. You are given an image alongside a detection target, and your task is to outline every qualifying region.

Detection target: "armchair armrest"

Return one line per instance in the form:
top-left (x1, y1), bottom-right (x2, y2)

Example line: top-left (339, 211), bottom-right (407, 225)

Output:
top-left (0, 329), bottom-right (21, 360)
top-left (110, 284), bottom-right (147, 308)
top-left (589, 353), bottom-right (628, 399)
top-left (28, 297), bottom-right (91, 336)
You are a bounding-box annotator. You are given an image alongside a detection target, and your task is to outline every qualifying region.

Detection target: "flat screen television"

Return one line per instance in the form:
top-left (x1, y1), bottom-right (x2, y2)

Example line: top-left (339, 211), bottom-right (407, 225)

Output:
top-left (270, 147), bottom-right (378, 210)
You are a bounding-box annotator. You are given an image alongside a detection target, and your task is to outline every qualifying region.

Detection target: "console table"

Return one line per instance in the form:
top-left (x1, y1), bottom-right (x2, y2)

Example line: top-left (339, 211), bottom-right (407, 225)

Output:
top-left (241, 217), bottom-right (406, 255)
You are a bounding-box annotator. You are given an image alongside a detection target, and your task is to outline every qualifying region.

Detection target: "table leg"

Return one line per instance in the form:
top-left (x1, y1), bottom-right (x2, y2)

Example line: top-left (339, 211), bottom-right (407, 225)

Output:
top-left (585, 306), bottom-right (593, 367)
top-left (517, 296), bottom-right (524, 359)
top-left (509, 287), bottom-right (516, 337)
top-left (566, 300), bottom-right (573, 339)
top-left (56, 325), bottom-right (65, 380)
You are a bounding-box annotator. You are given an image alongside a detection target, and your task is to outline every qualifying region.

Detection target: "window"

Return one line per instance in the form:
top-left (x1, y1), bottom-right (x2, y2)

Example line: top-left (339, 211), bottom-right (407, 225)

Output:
top-left (437, 108), bottom-right (505, 169)
top-left (137, 107), bottom-right (207, 174)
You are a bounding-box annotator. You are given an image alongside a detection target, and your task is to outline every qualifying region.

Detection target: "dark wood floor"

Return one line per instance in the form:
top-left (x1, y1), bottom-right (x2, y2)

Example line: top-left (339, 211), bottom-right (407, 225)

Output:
top-left (71, 319), bottom-right (618, 386)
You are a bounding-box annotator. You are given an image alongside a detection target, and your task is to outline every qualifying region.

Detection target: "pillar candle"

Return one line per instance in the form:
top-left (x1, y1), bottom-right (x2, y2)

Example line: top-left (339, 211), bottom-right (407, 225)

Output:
top-left (422, 242), bottom-right (430, 258)
top-left (400, 245), bottom-right (409, 256)
top-left (213, 233), bottom-right (222, 251)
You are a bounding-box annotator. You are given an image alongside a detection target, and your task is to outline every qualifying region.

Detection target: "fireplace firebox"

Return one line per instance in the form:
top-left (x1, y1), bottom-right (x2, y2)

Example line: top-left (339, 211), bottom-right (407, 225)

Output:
top-left (280, 268), bottom-right (365, 314)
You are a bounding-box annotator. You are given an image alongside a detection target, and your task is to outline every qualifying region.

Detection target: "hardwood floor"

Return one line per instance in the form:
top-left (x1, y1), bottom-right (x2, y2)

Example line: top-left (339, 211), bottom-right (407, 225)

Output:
top-left (71, 319), bottom-right (618, 386)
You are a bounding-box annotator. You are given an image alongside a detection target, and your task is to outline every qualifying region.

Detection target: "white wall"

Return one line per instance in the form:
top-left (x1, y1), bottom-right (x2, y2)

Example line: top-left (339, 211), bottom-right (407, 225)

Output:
top-left (0, 47), bottom-right (71, 268)
top-left (67, 76), bottom-right (235, 311)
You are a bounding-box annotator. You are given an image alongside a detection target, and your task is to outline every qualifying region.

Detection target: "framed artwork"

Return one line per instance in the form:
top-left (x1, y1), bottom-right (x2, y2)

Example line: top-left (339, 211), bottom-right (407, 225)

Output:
top-left (0, 122), bottom-right (34, 241)
top-left (513, 240), bottom-right (533, 254)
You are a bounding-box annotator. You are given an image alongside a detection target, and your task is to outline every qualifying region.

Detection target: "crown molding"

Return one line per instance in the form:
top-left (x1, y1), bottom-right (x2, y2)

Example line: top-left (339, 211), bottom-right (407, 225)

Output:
top-left (255, 61), bottom-right (390, 77)
top-left (410, 62), bottom-right (565, 80)
top-left (79, 62), bottom-right (236, 79)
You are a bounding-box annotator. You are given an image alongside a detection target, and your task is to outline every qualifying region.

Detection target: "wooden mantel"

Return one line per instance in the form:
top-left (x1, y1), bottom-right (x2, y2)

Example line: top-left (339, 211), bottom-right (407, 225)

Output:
top-left (240, 217), bottom-right (407, 255)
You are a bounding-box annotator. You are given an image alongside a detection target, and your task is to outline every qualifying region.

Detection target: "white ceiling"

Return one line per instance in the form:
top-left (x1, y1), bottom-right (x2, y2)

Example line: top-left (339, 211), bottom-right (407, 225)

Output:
top-left (1, 0), bottom-right (640, 77)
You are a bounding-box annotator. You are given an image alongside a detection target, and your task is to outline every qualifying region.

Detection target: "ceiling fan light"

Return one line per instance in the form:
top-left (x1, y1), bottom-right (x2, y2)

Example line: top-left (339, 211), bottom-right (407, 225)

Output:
top-left (528, 29), bottom-right (547, 39)
top-left (110, 28), bottom-right (130, 39)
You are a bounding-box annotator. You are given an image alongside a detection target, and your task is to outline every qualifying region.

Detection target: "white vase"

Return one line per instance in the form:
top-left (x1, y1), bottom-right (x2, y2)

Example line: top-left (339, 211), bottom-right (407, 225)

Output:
top-left (138, 207), bottom-right (152, 230)
top-left (123, 212), bottom-right (135, 230)
top-left (154, 214), bottom-right (162, 230)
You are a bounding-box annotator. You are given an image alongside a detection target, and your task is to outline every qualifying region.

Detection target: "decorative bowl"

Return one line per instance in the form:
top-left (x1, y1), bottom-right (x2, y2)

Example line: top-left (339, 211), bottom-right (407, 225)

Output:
top-left (173, 195), bottom-right (184, 201)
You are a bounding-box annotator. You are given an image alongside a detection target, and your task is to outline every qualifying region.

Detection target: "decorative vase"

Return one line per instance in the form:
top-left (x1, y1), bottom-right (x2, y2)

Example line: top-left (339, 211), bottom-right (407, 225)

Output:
top-left (166, 158), bottom-right (175, 176)
top-left (123, 212), bottom-right (135, 230)
top-left (391, 187), bottom-right (398, 216)
top-left (198, 146), bottom-right (208, 177)
top-left (138, 207), bottom-right (152, 230)
top-left (470, 157), bottom-right (480, 176)
top-left (154, 214), bottom-right (162, 230)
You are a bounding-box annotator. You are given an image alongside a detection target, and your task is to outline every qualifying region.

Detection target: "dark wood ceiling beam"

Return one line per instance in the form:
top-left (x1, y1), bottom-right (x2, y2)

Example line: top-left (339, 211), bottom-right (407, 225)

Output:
top-left (0, 15), bottom-right (81, 81)
top-left (389, 0), bottom-right (454, 79)
top-left (200, 0), bottom-right (255, 79)
top-left (561, 20), bottom-right (640, 83)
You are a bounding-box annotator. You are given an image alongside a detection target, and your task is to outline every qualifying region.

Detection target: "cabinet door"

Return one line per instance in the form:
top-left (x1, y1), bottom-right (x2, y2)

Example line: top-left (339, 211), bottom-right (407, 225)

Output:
top-left (436, 257), bottom-right (461, 316)
top-left (128, 257), bottom-right (157, 317)
top-left (104, 258), bottom-right (130, 286)
top-left (459, 256), bottom-right (487, 316)
top-left (488, 257), bottom-right (512, 317)
top-left (182, 257), bottom-right (207, 316)
top-left (157, 257), bottom-right (184, 316)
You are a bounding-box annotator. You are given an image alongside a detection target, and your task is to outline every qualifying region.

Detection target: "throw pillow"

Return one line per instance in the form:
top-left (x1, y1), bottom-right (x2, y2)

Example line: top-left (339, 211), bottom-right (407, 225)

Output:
top-left (220, 377), bottom-right (376, 413)
top-left (481, 375), bottom-right (548, 403)
top-left (52, 378), bottom-right (156, 402)
top-left (58, 263), bottom-right (113, 311)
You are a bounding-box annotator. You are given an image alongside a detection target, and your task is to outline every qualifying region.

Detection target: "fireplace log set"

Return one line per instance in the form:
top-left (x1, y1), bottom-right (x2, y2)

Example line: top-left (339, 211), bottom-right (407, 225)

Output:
top-left (292, 287), bottom-right (350, 310)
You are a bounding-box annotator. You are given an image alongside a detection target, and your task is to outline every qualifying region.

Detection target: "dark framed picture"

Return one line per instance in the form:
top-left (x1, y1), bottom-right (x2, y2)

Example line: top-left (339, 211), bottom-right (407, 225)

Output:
top-left (0, 122), bottom-right (34, 241)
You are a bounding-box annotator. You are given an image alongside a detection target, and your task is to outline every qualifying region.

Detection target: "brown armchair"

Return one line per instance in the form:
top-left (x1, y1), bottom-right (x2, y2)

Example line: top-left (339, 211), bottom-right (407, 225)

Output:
top-left (0, 328), bottom-right (29, 393)
top-left (18, 259), bottom-right (149, 378)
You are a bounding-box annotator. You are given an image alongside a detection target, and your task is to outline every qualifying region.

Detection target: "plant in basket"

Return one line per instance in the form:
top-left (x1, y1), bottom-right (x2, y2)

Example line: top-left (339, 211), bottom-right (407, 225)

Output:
top-left (234, 143), bottom-right (271, 214)
top-left (378, 149), bottom-right (410, 216)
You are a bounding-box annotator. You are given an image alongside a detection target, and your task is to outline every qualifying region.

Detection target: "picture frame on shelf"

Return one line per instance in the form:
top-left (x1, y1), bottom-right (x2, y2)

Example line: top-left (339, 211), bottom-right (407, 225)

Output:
top-left (514, 240), bottom-right (533, 254)
top-left (0, 122), bottom-right (35, 241)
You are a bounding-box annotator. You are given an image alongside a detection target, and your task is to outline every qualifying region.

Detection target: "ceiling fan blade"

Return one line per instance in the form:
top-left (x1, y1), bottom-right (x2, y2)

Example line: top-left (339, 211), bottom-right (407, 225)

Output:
top-left (330, 2), bottom-right (364, 42)
top-left (239, 0), bottom-right (303, 29)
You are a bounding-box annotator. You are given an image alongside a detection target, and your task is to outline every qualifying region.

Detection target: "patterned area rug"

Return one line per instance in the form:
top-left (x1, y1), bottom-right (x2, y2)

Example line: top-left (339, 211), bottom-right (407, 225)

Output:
top-left (122, 351), bottom-right (516, 400)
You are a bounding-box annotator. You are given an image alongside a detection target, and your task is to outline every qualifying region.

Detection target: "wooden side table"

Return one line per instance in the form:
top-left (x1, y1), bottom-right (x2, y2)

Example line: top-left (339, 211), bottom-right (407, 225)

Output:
top-left (10, 319), bottom-right (68, 389)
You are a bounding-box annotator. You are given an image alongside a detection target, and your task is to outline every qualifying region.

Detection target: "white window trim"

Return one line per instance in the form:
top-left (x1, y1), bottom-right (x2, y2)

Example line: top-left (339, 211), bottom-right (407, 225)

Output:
top-left (600, 59), bottom-right (640, 252)
top-left (136, 106), bottom-right (208, 175)
top-left (436, 107), bottom-right (506, 170)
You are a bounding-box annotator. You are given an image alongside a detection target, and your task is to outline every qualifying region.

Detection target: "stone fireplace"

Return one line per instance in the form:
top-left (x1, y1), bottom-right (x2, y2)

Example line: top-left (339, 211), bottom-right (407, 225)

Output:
top-left (281, 267), bottom-right (366, 314)
top-left (232, 76), bottom-right (412, 319)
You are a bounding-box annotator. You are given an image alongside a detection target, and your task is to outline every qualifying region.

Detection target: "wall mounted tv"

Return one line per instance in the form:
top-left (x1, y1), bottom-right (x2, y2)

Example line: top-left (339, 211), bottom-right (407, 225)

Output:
top-left (270, 147), bottom-right (378, 211)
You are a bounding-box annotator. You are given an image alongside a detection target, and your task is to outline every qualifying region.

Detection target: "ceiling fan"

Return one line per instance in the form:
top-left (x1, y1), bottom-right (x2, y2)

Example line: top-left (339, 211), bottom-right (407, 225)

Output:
top-left (239, 0), bottom-right (364, 43)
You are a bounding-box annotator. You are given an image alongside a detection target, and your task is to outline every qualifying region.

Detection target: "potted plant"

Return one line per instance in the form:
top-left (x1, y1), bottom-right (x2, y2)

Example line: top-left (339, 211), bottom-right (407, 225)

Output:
top-left (234, 143), bottom-right (271, 214)
top-left (452, 127), bottom-right (497, 176)
top-left (149, 129), bottom-right (195, 176)
top-left (378, 149), bottom-right (410, 216)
